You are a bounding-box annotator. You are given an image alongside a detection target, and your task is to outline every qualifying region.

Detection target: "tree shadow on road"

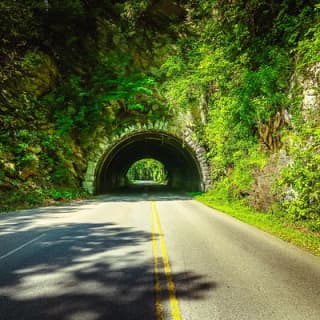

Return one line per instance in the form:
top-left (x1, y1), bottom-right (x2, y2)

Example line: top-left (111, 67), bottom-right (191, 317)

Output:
top-left (0, 222), bottom-right (217, 320)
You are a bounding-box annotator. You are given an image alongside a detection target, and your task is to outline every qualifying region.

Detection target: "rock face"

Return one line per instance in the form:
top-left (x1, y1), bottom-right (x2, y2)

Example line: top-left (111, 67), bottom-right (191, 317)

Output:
top-left (247, 62), bottom-right (320, 212)
top-left (301, 62), bottom-right (320, 122)
top-left (19, 51), bottom-right (59, 97)
top-left (248, 151), bottom-right (290, 211)
top-left (0, 50), bottom-right (84, 200)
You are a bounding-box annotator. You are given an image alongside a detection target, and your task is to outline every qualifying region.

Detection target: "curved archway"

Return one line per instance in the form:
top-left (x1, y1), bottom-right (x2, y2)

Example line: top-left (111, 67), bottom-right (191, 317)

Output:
top-left (93, 130), bottom-right (207, 193)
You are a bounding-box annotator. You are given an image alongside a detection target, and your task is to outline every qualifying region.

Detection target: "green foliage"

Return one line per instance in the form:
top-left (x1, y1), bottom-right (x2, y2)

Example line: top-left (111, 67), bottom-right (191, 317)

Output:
top-left (235, 48), bottom-right (291, 123)
top-left (48, 189), bottom-right (76, 201)
top-left (296, 9), bottom-right (320, 67)
top-left (48, 58), bottom-right (160, 137)
top-left (278, 127), bottom-right (320, 228)
top-left (98, 73), bottom-right (155, 112)
top-left (0, 1), bottom-right (45, 56)
top-left (206, 144), bottom-right (268, 203)
top-left (0, 124), bottom-right (80, 192)
top-left (50, 165), bottom-right (70, 185)
top-left (0, 187), bottom-right (87, 212)
top-left (158, 0), bottom-right (319, 229)
top-left (159, 3), bottom-right (293, 200)
top-left (126, 159), bottom-right (167, 183)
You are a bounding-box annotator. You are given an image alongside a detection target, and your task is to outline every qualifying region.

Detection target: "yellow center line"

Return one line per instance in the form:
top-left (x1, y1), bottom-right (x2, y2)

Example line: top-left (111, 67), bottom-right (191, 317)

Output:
top-left (151, 205), bottom-right (165, 320)
top-left (151, 200), bottom-right (182, 320)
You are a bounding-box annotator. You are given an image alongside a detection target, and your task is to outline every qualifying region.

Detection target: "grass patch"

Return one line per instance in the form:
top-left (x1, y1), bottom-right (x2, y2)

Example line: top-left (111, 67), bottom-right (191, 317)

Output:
top-left (194, 194), bottom-right (320, 257)
top-left (0, 188), bottom-right (90, 213)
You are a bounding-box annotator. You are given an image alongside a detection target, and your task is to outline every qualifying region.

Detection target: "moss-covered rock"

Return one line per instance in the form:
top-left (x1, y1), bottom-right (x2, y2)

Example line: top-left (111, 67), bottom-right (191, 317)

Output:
top-left (19, 51), bottom-right (59, 96)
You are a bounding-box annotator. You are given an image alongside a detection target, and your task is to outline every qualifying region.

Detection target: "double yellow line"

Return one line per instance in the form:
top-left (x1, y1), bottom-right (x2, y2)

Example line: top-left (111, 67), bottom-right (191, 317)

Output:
top-left (150, 200), bottom-right (182, 320)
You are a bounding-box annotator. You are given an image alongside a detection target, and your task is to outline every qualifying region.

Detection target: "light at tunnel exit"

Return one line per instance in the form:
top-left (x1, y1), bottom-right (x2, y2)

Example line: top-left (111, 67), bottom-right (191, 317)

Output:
top-left (126, 158), bottom-right (168, 185)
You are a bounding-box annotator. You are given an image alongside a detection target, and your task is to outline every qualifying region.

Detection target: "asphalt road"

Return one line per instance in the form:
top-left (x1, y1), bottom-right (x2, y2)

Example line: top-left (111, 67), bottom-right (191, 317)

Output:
top-left (0, 193), bottom-right (319, 320)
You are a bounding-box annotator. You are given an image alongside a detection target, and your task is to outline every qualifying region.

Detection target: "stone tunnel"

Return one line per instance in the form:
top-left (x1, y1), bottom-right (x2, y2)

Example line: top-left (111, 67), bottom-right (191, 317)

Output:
top-left (83, 126), bottom-right (211, 194)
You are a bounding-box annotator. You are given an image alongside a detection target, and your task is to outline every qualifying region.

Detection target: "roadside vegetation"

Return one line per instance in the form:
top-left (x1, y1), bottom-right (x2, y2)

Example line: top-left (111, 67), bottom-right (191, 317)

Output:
top-left (0, 187), bottom-right (89, 213)
top-left (194, 192), bottom-right (320, 256)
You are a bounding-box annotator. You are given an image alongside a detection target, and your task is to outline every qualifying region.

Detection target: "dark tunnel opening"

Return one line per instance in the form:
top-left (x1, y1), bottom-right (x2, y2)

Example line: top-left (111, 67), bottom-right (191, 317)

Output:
top-left (95, 131), bottom-right (203, 194)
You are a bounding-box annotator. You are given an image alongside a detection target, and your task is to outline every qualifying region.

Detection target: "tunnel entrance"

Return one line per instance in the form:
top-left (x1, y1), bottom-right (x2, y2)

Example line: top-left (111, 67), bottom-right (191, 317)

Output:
top-left (95, 131), bottom-right (204, 194)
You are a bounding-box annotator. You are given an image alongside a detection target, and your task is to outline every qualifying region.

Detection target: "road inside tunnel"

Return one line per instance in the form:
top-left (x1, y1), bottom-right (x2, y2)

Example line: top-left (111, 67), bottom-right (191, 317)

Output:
top-left (95, 131), bottom-right (203, 194)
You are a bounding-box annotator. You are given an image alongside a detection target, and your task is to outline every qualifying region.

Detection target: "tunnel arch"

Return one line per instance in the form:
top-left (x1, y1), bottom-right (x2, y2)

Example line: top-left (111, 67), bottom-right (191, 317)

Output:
top-left (83, 127), bottom-right (211, 194)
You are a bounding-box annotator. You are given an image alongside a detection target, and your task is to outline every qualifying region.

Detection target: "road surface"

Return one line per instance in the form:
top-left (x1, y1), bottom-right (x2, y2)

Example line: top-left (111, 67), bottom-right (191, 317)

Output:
top-left (0, 193), bottom-right (319, 319)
